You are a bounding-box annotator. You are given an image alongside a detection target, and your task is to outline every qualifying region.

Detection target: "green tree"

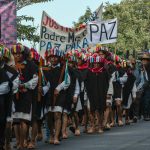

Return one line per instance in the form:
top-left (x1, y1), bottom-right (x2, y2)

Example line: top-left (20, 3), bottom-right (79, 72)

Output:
top-left (74, 0), bottom-right (150, 52)
top-left (103, 0), bottom-right (150, 52)
top-left (17, 0), bottom-right (54, 45)
top-left (17, 0), bottom-right (54, 10)
top-left (17, 15), bottom-right (39, 43)
top-left (73, 7), bottom-right (92, 28)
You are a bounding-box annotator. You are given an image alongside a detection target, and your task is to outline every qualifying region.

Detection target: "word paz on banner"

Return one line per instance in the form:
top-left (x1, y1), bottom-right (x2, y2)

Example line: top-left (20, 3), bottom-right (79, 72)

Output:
top-left (87, 18), bottom-right (118, 45)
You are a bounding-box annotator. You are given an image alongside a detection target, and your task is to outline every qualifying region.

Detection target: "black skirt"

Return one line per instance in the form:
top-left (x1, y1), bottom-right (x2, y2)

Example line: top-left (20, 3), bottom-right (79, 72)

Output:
top-left (113, 81), bottom-right (122, 99)
top-left (87, 71), bottom-right (108, 113)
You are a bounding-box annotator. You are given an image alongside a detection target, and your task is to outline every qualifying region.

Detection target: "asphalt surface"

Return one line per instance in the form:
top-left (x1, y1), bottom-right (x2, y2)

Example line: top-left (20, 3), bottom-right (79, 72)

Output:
top-left (13, 120), bottom-right (150, 150)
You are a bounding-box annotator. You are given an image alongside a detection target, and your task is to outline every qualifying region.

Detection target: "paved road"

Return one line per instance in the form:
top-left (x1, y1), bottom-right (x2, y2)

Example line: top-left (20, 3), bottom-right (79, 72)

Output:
top-left (13, 120), bottom-right (150, 150)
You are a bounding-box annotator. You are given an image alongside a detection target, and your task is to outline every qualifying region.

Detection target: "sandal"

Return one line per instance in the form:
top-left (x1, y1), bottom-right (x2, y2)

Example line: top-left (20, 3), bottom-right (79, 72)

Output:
top-left (118, 120), bottom-right (124, 127)
top-left (75, 129), bottom-right (80, 136)
top-left (62, 133), bottom-right (68, 139)
top-left (98, 128), bottom-right (104, 134)
top-left (87, 127), bottom-right (95, 134)
top-left (27, 142), bottom-right (36, 149)
top-left (23, 140), bottom-right (28, 148)
top-left (110, 122), bottom-right (115, 127)
top-left (54, 139), bottom-right (60, 145)
top-left (49, 137), bottom-right (54, 144)
top-left (104, 123), bottom-right (111, 130)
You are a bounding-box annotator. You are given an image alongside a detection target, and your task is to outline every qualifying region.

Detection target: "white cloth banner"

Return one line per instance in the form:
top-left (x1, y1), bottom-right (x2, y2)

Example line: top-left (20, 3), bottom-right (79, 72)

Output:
top-left (39, 11), bottom-right (88, 58)
top-left (87, 18), bottom-right (118, 45)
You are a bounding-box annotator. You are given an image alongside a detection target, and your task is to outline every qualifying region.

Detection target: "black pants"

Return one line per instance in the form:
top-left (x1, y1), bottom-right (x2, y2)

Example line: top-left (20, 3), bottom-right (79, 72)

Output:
top-left (0, 122), bottom-right (6, 149)
top-left (0, 95), bottom-right (10, 149)
top-left (143, 88), bottom-right (150, 116)
top-left (129, 96), bottom-right (140, 119)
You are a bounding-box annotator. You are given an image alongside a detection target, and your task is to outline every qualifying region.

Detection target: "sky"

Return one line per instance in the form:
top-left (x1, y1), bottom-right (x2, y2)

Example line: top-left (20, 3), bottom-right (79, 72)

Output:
top-left (17, 0), bottom-right (121, 47)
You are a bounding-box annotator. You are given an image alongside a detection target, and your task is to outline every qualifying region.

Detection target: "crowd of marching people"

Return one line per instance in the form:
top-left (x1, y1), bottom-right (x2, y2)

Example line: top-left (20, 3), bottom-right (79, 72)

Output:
top-left (0, 43), bottom-right (150, 150)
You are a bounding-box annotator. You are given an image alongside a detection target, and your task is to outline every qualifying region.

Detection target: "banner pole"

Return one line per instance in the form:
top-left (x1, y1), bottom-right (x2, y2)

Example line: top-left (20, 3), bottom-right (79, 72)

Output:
top-left (38, 57), bottom-right (43, 102)
top-left (114, 46), bottom-right (117, 65)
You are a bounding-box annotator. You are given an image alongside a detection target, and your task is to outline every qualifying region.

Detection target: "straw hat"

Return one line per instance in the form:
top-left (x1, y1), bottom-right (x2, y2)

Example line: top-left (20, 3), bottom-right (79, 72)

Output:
top-left (141, 53), bottom-right (150, 60)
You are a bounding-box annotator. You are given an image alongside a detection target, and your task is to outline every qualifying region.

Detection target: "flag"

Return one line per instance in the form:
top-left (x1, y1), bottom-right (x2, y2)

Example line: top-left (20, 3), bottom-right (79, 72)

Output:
top-left (95, 3), bottom-right (103, 21)
top-left (84, 3), bottom-right (103, 24)
top-left (64, 60), bottom-right (69, 85)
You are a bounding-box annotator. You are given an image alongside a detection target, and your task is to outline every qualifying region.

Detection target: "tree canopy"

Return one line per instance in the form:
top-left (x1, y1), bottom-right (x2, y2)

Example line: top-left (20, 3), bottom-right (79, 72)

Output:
top-left (73, 7), bottom-right (92, 28)
top-left (17, 0), bottom-right (54, 45)
top-left (17, 0), bottom-right (53, 10)
top-left (17, 16), bottom-right (39, 44)
top-left (74, 0), bottom-right (150, 52)
top-left (104, 0), bottom-right (150, 52)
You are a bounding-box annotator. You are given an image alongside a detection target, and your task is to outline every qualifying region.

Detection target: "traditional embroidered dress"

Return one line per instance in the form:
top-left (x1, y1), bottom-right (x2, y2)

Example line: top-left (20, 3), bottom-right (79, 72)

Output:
top-left (40, 65), bottom-right (51, 117)
top-left (64, 67), bottom-right (80, 113)
top-left (48, 63), bottom-right (70, 113)
top-left (76, 63), bottom-right (88, 110)
top-left (86, 66), bottom-right (109, 112)
top-left (13, 60), bottom-right (38, 122)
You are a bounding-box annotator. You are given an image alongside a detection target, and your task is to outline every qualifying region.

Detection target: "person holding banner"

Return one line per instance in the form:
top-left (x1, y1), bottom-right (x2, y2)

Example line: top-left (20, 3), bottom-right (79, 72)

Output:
top-left (45, 48), bottom-right (70, 145)
top-left (40, 51), bottom-right (54, 145)
top-left (11, 44), bottom-right (38, 150)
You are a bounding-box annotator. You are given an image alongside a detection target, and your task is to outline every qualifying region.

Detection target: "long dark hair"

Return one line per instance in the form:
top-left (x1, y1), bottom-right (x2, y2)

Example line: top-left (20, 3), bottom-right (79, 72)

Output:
top-left (22, 46), bottom-right (30, 61)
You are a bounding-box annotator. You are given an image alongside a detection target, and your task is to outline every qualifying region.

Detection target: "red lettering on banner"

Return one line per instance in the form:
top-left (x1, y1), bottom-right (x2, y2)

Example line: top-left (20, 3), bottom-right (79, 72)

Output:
top-left (54, 22), bottom-right (59, 29)
top-left (75, 28), bottom-right (79, 32)
top-left (43, 16), bottom-right (48, 26)
top-left (43, 14), bottom-right (85, 32)
top-left (60, 25), bottom-right (64, 31)
top-left (66, 28), bottom-right (69, 32)
top-left (69, 28), bottom-right (74, 32)
top-left (49, 18), bottom-right (54, 28)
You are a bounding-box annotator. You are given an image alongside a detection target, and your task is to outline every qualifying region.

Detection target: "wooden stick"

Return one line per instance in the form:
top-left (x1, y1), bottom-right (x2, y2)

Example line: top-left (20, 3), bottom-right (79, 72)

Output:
top-left (38, 57), bottom-right (43, 102)
top-left (114, 46), bottom-right (117, 65)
